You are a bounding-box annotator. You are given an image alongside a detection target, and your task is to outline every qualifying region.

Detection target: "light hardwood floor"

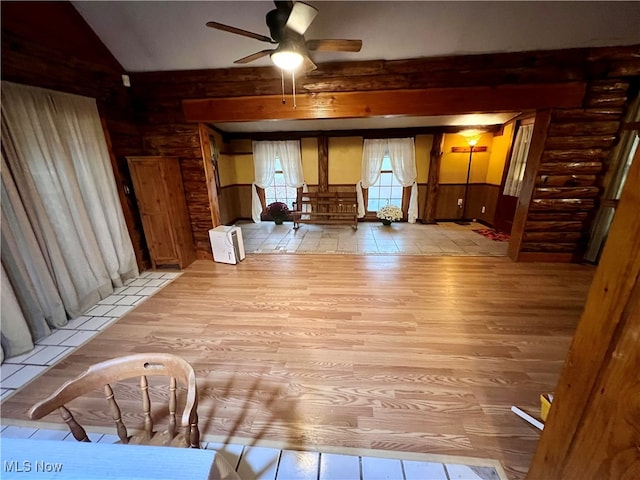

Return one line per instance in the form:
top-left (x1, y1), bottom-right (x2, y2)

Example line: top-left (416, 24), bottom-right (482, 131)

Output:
top-left (1, 256), bottom-right (595, 480)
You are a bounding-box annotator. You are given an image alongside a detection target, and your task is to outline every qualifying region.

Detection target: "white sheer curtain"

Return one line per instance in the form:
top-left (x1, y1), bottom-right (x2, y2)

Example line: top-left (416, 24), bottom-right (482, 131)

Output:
top-left (388, 138), bottom-right (419, 223)
top-left (357, 138), bottom-right (418, 222)
top-left (503, 124), bottom-right (534, 197)
top-left (1, 81), bottom-right (138, 360)
top-left (357, 139), bottom-right (387, 217)
top-left (251, 140), bottom-right (304, 222)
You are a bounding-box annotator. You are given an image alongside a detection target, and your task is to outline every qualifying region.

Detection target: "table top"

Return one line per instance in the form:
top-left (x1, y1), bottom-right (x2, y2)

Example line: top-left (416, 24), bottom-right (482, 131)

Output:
top-left (1, 437), bottom-right (239, 480)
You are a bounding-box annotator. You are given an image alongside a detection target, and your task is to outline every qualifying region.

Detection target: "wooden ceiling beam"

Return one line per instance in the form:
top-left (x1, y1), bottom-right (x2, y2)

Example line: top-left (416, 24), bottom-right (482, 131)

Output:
top-left (182, 82), bottom-right (586, 123)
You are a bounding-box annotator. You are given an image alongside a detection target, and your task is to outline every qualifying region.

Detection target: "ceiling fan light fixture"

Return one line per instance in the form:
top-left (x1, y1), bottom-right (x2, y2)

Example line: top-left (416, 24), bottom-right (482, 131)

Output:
top-left (271, 50), bottom-right (304, 71)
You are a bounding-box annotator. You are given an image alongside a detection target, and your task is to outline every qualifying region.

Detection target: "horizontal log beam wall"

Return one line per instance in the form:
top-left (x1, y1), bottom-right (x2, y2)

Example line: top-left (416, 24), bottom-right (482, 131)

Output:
top-left (519, 74), bottom-right (637, 259)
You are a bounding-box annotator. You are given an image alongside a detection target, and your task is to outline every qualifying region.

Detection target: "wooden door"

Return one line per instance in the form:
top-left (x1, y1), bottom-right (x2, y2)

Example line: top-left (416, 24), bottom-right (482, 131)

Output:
top-left (127, 159), bottom-right (179, 268)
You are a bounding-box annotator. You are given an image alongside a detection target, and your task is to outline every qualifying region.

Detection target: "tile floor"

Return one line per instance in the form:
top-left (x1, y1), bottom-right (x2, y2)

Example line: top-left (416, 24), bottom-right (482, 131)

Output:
top-left (0, 425), bottom-right (505, 480)
top-left (237, 220), bottom-right (509, 257)
top-left (0, 271), bottom-right (182, 401)
top-left (1, 263), bottom-right (507, 480)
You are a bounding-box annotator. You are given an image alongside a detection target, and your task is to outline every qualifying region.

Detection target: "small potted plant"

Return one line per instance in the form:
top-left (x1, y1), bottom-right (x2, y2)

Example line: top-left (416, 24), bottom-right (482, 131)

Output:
top-left (266, 201), bottom-right (290, 225)
top-left (376, 204), bottom-right (403, 226)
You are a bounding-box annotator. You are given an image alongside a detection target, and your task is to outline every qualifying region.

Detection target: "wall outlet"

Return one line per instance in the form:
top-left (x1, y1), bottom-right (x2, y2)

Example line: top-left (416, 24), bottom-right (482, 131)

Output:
top-left (457, 198), bottom-right (463, 207)
top-left (481, 206), bottom-right (486, 213)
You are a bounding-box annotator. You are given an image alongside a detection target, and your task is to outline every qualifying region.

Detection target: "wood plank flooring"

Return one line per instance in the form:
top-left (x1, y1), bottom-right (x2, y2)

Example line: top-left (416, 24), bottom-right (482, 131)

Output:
top-left (0, 256), bottom-right (595, 480)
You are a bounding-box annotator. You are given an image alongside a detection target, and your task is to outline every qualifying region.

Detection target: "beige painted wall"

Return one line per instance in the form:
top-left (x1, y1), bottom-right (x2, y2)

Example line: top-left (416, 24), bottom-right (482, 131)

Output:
top-left (328, 137), bottom-right (362, 185)
top-left (301, 137), bottom-right (318, 185)
top-left (217, 153), bottom-right (235, 187)
top-left (487, 122), bottom-right (514, 185)
top-left (221, 132), bottom-right (504, 188)
top-left (415, 134), bottom-right (433, 183)
top-left (440, 132), bottom-right (493, 184)
top-left (228, 139), bottom-right (254, 185)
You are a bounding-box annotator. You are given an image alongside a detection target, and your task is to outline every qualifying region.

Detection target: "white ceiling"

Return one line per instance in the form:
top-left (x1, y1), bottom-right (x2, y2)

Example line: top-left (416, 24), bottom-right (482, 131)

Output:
top-left (71, 1), bottom-right (640, 132)
top-left (73, 1), bottom-right (640, 72)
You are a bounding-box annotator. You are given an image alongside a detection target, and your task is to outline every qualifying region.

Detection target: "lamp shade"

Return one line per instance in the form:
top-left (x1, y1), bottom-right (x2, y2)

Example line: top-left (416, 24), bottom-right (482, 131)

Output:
top-left (271, 50), bottom-right (304, 71)
top-left (458, 129), bottom-right (485, 146)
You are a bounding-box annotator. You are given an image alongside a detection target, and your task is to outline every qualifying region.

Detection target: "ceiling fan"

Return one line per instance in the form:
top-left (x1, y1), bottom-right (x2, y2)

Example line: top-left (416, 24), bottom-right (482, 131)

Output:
top-left (206, 1), bottom-right (363, 72)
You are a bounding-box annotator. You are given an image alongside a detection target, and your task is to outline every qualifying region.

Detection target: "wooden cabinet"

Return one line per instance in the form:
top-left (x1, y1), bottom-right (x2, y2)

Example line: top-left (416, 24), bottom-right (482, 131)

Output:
top-left (127, 156), bottom-right (195, 269)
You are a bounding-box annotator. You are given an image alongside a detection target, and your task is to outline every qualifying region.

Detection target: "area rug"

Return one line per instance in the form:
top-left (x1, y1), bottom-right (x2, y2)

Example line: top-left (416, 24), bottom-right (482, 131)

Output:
top-left (473, 228), bottom-right (510, 242)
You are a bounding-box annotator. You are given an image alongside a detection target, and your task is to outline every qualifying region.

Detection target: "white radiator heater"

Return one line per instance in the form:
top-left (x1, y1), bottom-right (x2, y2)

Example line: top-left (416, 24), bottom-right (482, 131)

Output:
top-left (209, 226), bottom-right (245, 264)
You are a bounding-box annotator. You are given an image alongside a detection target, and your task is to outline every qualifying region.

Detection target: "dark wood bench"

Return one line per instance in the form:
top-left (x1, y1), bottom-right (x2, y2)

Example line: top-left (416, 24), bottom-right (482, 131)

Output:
top-left (292, 191), bottom-right (358, 230)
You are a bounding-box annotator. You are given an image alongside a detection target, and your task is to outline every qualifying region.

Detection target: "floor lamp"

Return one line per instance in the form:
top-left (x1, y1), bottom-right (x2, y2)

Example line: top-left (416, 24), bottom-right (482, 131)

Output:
top-left (455, 129), bottom-right (485, 225)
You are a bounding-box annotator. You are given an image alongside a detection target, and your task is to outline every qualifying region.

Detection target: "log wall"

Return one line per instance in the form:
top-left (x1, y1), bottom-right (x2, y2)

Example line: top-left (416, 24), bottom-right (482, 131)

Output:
top-left (519, 78), bottom-right (634, 261)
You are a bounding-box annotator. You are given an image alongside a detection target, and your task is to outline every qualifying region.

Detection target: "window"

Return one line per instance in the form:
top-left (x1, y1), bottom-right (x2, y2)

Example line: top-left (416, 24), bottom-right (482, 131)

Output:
top-left (264, 156), bottom-right (298, 209)
top-left (367, 152), bottom-right (403, 212)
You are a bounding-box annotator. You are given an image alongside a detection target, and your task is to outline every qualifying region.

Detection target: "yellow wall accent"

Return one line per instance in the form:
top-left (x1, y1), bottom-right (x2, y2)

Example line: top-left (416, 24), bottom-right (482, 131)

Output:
top-left (301, 138), bottom-right (318, 185)
top-left (221, 139), bottom-right (318, 186)
top-left (231, 139), bottom-right (254, 184)
top-left (440, 132), bottom-right (493, 184)
top-left (217, 153), bottom-right (236, 187)
top-left (234, 153), bottom-right (254, 184)
top-left (415, 135), bottom-right (433, 183)
top-left (209, 130), bottom-right (233, 187)
top-left (329, 137), bottom-right (362, 184)
top-left (487, 122), bottom-right (514, 185)
top-left (220, 131), bottom-right (508, 188)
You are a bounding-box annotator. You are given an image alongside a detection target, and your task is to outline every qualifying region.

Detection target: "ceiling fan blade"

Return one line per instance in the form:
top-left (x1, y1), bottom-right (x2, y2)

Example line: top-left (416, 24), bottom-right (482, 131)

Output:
top-left (234, 49), bottom-right (275, 64)
top-left (301, 55), bottom-right (317, 72)
top-left (285, 2), bottom-right (318, 35)
top-left (206, 21), bottom-right (275, 44)
top-left (306, 39), bottom-right (363, 52)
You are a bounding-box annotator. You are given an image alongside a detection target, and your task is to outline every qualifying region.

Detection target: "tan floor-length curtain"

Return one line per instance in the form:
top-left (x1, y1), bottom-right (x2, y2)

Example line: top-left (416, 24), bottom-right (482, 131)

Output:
top-left (0, 82), bottom-right (138, 360)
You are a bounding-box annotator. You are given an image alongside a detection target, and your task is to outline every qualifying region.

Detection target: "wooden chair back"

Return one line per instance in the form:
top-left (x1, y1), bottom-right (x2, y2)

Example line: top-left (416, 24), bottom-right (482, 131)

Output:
top-left (29, 353), bottom-right (200, 448)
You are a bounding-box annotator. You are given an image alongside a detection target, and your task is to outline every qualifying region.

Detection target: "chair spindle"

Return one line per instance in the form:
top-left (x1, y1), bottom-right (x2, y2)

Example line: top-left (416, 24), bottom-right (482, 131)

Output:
top-left (59, 406), bottom-right (90, 442)
top-left (189, 410), bottom-right (200, 448)
top-left (104, 384), bottom-right (129, 444)
top-left (140, 375), bottom-right (153, 439)
top-left (168, 377), bottom-right (177, 439)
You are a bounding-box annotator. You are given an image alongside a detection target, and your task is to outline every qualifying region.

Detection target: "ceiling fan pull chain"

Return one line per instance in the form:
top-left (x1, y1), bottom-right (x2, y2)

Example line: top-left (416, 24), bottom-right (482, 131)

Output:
top-left (292, 71), bottom-right (296, 109)
top-left (281, 69), bottom-right (285, 104)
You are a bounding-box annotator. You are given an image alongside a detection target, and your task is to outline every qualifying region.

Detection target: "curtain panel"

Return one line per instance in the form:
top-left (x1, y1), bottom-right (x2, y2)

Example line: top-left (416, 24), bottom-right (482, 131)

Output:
top-left (0, 81), bottom-right (138, 360)
top-left (357, 139), bottom-right (387, 217)
top-left (388, 138), bottom-right (419, 223)
top-left (503, 124), bottom-right (534, 197)
top-left (251, 140), bottom-right (304, 222)
top-left (357, 138), bottom-right (419, 222)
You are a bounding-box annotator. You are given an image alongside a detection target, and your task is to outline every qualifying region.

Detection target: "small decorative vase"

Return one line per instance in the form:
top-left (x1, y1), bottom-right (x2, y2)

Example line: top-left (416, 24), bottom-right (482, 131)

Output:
top-left (382, 219), bottom-right (392, 226)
